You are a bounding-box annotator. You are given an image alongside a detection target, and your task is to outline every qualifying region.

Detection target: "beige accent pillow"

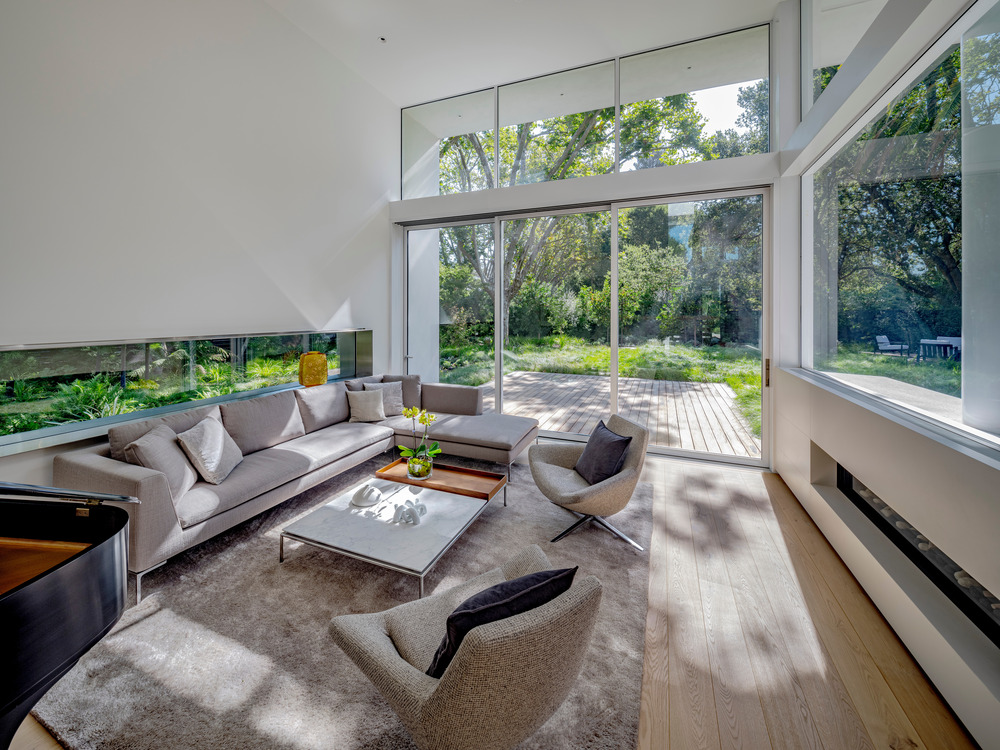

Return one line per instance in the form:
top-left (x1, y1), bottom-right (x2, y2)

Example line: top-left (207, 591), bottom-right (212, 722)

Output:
top-left (176, 417), bottom-right (244, 485)
top-left (123, 424), bottom-right (198, 501)
top-left (347, 389), bottom-right (386, 423)
top-left (108, 404), bottom-right (222, 462)
top-left (364, 380), bottom-right (404, 417)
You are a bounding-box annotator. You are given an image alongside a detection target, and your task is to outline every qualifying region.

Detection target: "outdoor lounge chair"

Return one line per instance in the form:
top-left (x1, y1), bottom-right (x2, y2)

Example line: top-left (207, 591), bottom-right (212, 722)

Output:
top-left (875, 335), bottom-right (909, 357)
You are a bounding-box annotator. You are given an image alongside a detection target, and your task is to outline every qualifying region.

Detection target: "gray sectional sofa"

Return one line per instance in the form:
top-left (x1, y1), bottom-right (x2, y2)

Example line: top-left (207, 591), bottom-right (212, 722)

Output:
top-left (52, 374), bottom-right (538, 598)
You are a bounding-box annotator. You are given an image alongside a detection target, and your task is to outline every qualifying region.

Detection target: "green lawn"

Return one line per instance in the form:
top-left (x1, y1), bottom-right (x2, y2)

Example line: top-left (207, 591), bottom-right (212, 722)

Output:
top-left (440, 336), bottom-right (763, 436)
top-left (816, 343), bottom-right (961, 397)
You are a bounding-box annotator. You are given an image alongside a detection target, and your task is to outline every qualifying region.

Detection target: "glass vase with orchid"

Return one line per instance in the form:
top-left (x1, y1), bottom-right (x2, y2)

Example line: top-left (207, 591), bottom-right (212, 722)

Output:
top-left (397, 407), bottom-right (441, 479)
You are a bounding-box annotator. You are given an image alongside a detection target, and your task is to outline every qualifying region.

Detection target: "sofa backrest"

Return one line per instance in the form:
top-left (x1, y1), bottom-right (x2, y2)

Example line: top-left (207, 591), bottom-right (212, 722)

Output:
top-left (108, 404), bottom-right (222, 462)
top-left (345, 374), bottom-right (421, 410)
top-left (220, 390), bottom-right (305, 455)
top-left (421, 382), bottom-right (483, 416)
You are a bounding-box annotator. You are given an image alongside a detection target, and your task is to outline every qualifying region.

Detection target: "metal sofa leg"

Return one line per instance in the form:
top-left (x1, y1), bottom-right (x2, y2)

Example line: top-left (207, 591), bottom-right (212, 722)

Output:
top-left (134, 560), bottom-right (167, 603)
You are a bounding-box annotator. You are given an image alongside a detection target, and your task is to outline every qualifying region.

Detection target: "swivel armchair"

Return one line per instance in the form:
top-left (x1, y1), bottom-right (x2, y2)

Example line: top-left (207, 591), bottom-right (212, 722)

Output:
top-left (529, 414), bottom-right (649, 550)
top-left (329, 545), bottom-right (603, 750)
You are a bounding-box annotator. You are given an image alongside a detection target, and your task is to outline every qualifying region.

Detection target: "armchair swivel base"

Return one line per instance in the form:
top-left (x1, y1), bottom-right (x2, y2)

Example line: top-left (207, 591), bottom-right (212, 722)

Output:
top-left (553, 509), bottom-right (644, 551)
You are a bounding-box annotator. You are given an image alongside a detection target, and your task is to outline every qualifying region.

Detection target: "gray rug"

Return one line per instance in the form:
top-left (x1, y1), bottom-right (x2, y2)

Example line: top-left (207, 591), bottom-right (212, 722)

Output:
top-left (33, 457), bottom-right (653, 750)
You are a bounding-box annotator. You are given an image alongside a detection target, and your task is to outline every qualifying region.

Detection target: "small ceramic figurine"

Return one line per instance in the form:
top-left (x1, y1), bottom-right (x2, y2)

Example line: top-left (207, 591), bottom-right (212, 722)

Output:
top-left (351, 485), bottom-right (383, 507)
top-left (393, 499), bottom-right (427, 525)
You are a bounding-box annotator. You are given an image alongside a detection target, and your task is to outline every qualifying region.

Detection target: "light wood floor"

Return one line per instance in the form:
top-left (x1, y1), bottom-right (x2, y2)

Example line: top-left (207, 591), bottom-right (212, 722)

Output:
top-left (636, 457), bottom-right (974, 750)
top-left (482, 371), bottom-right (762, 458)
top-left (13, 457), bottom-right (972, 750)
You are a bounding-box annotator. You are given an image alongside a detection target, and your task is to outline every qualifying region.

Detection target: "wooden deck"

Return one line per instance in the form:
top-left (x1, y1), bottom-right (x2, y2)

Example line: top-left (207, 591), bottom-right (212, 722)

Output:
top-left (482, 371), bottom-right (761, 458)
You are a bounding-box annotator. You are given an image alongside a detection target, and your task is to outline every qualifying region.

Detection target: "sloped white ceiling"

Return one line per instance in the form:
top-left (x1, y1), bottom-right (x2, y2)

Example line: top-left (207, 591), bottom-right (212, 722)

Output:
top-left (264, 0), bottom-right (783, 107)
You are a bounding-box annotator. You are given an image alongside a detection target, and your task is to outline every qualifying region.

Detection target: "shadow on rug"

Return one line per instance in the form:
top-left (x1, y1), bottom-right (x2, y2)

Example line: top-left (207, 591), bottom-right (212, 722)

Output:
top-left (34, 457), bottom-right (653, 750)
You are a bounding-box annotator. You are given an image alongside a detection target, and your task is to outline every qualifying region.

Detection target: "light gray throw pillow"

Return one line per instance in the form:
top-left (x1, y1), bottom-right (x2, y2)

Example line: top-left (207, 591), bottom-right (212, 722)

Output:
top-left (123, 424), bottom-right (198, 501)
top-left (176, 417), bottom-right (243, 485)
top-left (364, 380), bottom-right (404, 417)
top-left (295, 382), bottom-right (350, 432)
top-left (347, 389), bottom-right (386, 423)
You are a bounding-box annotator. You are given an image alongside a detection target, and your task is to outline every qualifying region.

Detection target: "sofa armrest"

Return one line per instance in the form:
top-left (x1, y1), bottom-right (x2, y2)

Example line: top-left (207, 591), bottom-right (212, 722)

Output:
top-left (53, 447), bottom-right (181, 572)
top-left (420, 383), bottom-right (483, 416)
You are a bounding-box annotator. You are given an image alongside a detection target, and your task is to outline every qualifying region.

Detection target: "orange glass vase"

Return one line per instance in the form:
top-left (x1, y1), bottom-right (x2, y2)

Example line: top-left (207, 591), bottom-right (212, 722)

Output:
top-left (298, 351), bottom-right (327, 387)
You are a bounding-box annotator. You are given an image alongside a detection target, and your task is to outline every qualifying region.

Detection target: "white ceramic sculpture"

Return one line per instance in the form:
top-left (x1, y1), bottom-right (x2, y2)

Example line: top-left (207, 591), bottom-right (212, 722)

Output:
top-left (351, 485), bottom-right (383, 507)
top-left (393, 499), bottom-right (427, 525)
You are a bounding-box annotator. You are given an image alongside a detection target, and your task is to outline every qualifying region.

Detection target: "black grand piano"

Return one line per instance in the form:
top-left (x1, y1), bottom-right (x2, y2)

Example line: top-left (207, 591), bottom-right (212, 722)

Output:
top-left (0, 482), bottom-right (134, 750)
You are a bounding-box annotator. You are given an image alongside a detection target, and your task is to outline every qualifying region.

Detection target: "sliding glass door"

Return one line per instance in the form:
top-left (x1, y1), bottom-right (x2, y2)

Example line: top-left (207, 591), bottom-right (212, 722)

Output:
top-left (405, 190), bottom-right (767, 463)
top-left (499, 209), bottom-right (612, 434)
top-left (617, 195), bottom-right (764, 459)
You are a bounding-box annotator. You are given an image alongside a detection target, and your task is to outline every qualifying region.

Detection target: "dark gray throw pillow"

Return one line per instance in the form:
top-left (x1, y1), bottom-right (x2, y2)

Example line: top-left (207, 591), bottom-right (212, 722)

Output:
top-left (425, 566), bottom-right (578, 679)
top-left (575, 419), bottom-right (632, 485)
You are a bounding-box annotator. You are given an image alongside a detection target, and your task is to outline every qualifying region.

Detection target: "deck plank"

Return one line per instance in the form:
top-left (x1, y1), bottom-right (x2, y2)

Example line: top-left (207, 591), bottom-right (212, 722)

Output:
top-left (473, 371), bottom-right (760, 458)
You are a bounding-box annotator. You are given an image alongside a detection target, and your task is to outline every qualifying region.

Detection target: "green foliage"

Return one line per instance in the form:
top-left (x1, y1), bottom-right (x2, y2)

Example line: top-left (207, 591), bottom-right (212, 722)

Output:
top-left (7, 379), bottom-right (52, 403)
top-left (812, 65), bottom-right (840, 103)
top-left (245, 357), bottom-right (296, 381)
top-left (436, 81), bottom-right (770, 345)
top-left (816, 48), bottom-right (964, 353)
top-left (706, 80), bottom-right (770, 158)
top-left (508, 276), bottom-right (575, 338)
top-left (620, 94), bottom-right (709, 168)
top-left (49, 376), bottom-right (143, 423)
top-left (0, 412), bottom-right (50, 436)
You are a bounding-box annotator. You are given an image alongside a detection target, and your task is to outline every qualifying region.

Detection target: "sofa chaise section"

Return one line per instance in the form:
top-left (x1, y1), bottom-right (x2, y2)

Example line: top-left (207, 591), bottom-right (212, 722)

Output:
top-left (348, 378), bottom-right (540, 475)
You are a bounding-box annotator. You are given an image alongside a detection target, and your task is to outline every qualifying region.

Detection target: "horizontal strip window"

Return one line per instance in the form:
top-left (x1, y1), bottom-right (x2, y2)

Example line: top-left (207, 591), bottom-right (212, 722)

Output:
top-left (402, 25), bottom-right (770, 201)
top-left (0, 329), bottom-right (373, 454)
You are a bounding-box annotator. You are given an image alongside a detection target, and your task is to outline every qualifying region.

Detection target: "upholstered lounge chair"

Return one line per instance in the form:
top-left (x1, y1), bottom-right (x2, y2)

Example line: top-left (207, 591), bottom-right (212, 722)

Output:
top-left (529, 414), bottom-right (649, 550)
top-left (329, 545), bottom-right (603, 750)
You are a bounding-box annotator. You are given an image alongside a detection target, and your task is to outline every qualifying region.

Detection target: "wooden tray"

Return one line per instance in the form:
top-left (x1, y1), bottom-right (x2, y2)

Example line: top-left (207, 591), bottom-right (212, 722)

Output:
top-left (376, 459), bottom-right (507, 501)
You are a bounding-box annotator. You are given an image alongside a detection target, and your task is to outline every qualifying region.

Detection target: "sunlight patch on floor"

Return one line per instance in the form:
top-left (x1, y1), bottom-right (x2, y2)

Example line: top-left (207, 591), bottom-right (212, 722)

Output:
top-left (106, 607), bottom-right (273, 712)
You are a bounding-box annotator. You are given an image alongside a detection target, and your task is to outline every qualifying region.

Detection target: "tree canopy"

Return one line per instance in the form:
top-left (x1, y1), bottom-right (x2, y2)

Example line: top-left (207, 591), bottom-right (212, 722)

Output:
top-left (436, 80), bottom-right (770, 343)
top-left (815, 47), bottom-right (963, 347)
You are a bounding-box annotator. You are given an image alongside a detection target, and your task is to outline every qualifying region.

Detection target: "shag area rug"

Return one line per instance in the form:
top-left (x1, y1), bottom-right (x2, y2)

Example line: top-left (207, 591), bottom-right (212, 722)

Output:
top-left (34, 457), bottom-right (653, 750)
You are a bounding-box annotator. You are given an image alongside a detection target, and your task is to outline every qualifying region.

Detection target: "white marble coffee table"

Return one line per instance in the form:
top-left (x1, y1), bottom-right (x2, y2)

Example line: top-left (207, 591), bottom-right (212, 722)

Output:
top-left (278, 477), bottom-right (490, 597)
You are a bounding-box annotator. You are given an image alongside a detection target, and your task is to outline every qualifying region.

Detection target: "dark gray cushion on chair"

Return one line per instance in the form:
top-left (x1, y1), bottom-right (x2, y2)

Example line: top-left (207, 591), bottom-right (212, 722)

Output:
top-left (574, 419), bottom-right (632, 485)
top-left (425, 566), bottom-right (577, 679)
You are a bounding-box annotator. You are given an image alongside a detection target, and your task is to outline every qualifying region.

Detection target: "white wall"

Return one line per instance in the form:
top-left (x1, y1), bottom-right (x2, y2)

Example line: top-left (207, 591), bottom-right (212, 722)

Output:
top-left (774, 369), bottom-right (1000, 747)
top-left (0, 0), bottom-right (398, 362)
